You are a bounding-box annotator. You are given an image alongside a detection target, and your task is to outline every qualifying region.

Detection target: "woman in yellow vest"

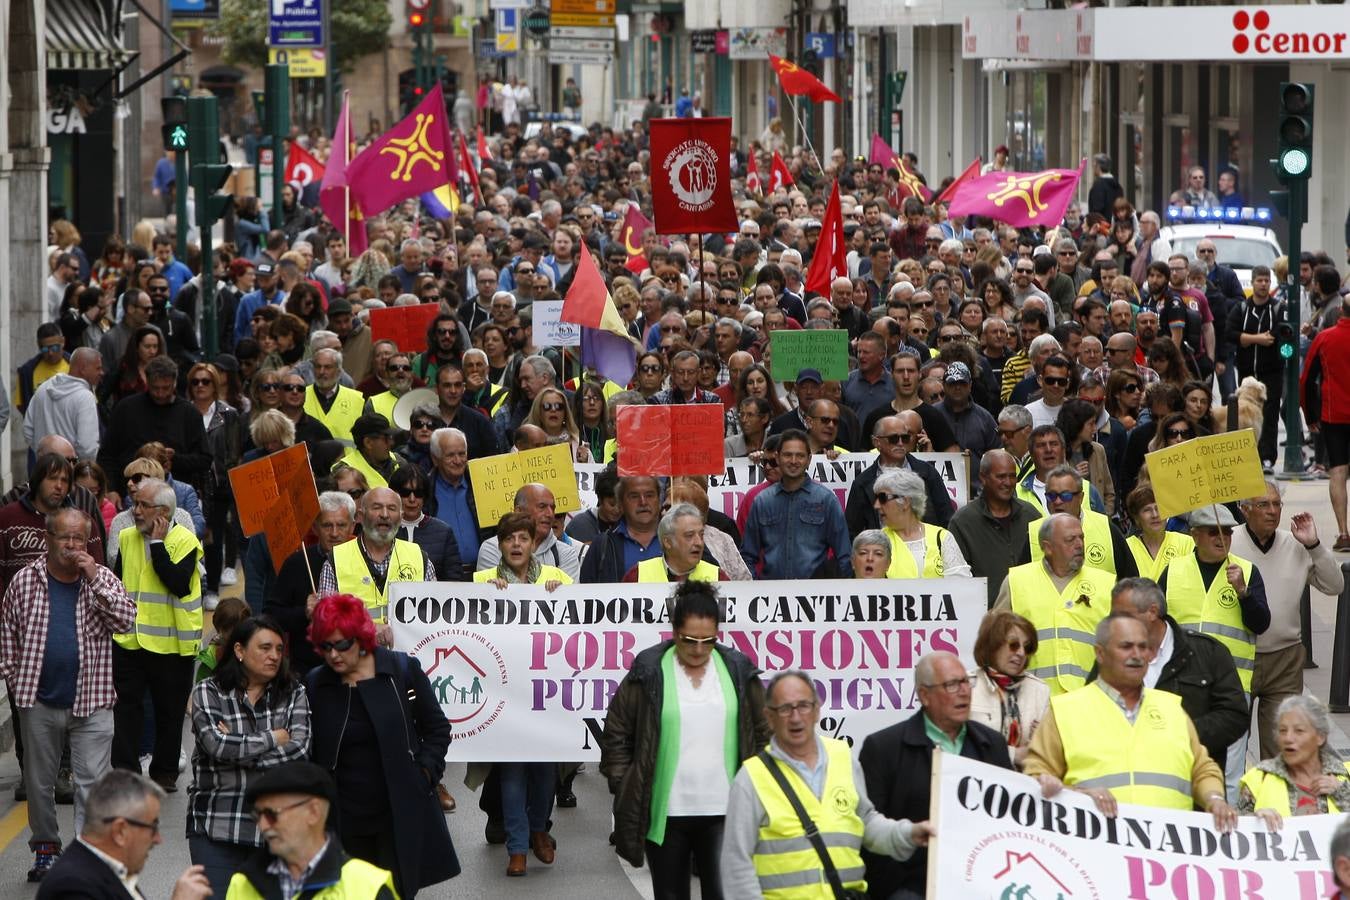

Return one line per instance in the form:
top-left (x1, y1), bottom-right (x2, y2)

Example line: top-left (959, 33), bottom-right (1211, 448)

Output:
top-left (1124, 485), bottom-right (1195, 581)
top-left (473, 512), bottom-right (572, 590)
top-left (873, 470), bottom-right (971, 579)
top-left (1237, 695), bottom-right (1350, 831)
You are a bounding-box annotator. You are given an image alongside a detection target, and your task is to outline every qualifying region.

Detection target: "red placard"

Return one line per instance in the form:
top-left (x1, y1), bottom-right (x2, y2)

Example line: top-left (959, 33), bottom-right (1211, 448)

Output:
top-left (647, 118), bottom-right (738, 235)
top-left (616, 404), bottom-right (726, 477)
top-left (368, 304), bottom-right (441, 354)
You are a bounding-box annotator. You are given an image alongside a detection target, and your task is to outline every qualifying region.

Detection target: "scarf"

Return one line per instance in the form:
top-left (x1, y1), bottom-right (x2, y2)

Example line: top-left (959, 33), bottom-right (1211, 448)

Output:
top-left (497, 557), bottom-right (542, 584)
top-left (986, 668), bottom-right (1025, 747)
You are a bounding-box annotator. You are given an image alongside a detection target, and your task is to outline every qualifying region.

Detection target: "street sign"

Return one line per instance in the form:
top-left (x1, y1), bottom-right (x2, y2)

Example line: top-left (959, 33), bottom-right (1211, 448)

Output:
top-left (547, 51), bottom-right (612, 65)
top-left (523, 6), bottom-right (550, 36)
top-left (550, 25), bottom-right (613, 39)
top-left (495, 8), bottom-right (519, 53)
top-left (550, 0), bottom-right (614, 12)
top-left (259, 146), bottom-right (274, 207)
top-left (268, 0), bottom-right (323, 46)
top-left (690, 29), bottom-right (717, 53)
top-left (805, 32), bottom-right (836, 58)
top-left (550, 37), bottom-right (613, 52)
top-left (269, 46), bottom-right (327, 76)
top-left (550, 12), bottom-right (614, 26)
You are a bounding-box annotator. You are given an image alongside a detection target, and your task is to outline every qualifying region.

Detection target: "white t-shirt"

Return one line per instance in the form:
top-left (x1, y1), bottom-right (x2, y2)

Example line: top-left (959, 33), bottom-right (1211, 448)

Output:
top-left (667, 660), bottom-right (730, 817)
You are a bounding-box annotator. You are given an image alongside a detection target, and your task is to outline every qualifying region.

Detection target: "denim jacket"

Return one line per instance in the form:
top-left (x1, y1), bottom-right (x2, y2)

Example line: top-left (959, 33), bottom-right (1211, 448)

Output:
top-left (740, 479), bottom-right (852, 579)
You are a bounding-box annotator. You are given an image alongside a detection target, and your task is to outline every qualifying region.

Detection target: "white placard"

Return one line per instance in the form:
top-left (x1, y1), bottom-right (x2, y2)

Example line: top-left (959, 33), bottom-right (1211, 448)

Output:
top-left (531, 299), bottom-right (581, 347)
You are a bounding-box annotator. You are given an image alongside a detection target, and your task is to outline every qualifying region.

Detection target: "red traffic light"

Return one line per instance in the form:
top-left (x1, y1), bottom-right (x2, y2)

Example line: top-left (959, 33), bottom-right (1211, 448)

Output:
top-left (409, 11), bottom-right (425, 26)
top-left (413, 86), bottom-right (424, 96)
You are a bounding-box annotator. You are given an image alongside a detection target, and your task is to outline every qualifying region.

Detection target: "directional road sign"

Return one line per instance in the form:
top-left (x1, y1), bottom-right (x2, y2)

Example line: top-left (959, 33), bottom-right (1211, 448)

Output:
top-left (268, 0), bottom-right (324, 47)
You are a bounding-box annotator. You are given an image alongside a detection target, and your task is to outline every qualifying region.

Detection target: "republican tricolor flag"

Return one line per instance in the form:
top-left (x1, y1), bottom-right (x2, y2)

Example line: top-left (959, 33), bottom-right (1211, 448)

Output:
top-left (561, 243), bottom-right (640, 386)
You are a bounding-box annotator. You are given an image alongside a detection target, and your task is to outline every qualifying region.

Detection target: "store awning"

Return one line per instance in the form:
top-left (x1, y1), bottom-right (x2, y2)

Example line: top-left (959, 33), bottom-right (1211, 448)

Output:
top-left (46, 0), bottom-right (132, 71)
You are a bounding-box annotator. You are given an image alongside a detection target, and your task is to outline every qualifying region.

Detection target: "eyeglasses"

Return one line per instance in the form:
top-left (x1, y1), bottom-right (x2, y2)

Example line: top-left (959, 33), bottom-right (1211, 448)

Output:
top-left (678, 634), bottom-right (717, 645)
top-left (103, 816), bottom-right (160, 835)
top-left (318, 637), bottom-right (356, 653)
top-left (1042, 376), bottom-right (1070, 387)
top-left (812, 416), bottom-right (838, 426)
top-left (411, 419), bottom-right (438, 429)
top-left (1166, 428), bottom-right (1194, 439)
top-left (541, 402), bottom-right (565, 412)
top-left (1057, 250), bottom-right (1077, 257)
top-left (1247, 499), bottom-right (1283, 510)
top-left (250, 798), bottom-right (313, 825)
top-left (1046, 490), bottom-right (1082, 503)
top-left (1197, 247), bottom-right (1217, 255)
top-left (767, 700), bottom-right (818, 716)
top-left (189, 377), bottom-right (214, 386)
top-left (924, 677), bottom-right (972, 694)
top-left (387, 364), bottom-right (413, 373)
top-left (258, 382), bottom-right (281, 392)
top-left (874, 492), bottom-right (898, 505)
top-left (394, 486), bottom-right (427, 498)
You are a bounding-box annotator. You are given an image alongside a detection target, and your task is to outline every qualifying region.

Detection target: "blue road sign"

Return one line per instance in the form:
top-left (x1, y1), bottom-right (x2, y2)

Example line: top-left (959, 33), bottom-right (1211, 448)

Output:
top-left (269, 0), bottom-right (323, 47)
top-left (805, 32), bottom-right (836, 59)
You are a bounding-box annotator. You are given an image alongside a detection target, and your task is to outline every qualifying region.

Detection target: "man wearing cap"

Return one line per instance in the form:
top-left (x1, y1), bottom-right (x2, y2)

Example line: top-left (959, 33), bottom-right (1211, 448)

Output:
top-left (1158, 504), bottom-right (1270, 794)
top-left (227, 761), bottom-right (397, 900)
top-left (319, 488), bottom-right (434, 634)
top-left (304, 348), bottom-right (367, 446)
top-left (331, 414), bottom-right (406, 490)
top-left (232, 262), bottom-right (287, 344)
top-left (934, 361), bottom-right (999, 474)
top-left (327, 298), bottom-right (375, 383)
top-left (767, 367), bottom-right (824, 437)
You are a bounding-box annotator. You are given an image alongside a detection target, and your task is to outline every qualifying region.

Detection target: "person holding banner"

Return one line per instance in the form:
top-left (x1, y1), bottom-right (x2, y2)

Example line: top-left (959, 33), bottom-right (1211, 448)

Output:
top-left (851, 530), bottom-right (892, 578)
top-left (391, 467), bottom-right (462, 583)
top-left (1237, 695), bottom-right (1350, 830)
top-left (844, 414), bottom-right (953, 536)
top-left (478, 484), bottom-right (583, 581)
top-left (873, 470), bottom-right (970, 579)
top-left (624, 503), bottom-right (727, 584)
top-left (600, 580), bottom-right (769, 898)
top-left (473, 513), bottom-right (571, 590)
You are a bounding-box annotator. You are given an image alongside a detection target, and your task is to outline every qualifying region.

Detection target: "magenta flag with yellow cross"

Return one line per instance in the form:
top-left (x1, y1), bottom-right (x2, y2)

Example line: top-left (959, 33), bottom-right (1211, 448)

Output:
top-left (346, 84), bottom-right (458, 228)
top-left (946, 161), bottom-right (1086, 228)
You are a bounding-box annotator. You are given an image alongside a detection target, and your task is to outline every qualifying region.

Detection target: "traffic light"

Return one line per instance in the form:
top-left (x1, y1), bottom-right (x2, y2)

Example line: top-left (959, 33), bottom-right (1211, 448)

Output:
top-left (1276, 82), bottom-right (1313, 181)
top-left (195, 164), bottom-right (233, 229)
top-left (1275, 319), bottom-right (1297, 361)
top-left (161, 96), bottom-right (189, 152)
top-left (409, 9), bottom-right (426, 28)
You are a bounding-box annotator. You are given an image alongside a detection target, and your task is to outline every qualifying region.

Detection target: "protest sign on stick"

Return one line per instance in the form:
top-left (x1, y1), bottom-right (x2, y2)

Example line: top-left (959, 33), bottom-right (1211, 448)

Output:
top-left (228, 444), bottom-right (320, 578)
top-left (368, 304), bottom-right (441, 354)
top-left (769, 329), bottom-right (849, 382)
top-left (467, 443), bottom-right (580, 528)
top-left (615, 404), bottom-right (726, 477)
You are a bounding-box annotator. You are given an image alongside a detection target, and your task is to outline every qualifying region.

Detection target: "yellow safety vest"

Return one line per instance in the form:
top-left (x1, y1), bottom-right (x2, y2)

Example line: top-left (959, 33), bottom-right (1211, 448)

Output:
top-left (366, 390), bottom-right (400, 424)
top-left (1239, 762), bottom-right (1350, 816)
top-left (1055, 685), bottom-right (1196, 810)
top-left (1007, 561), bottom-right (1115, 695)
top-left (1016, 477), bottom-right (1093, 515)
top-left (743, 739), bottom-right (867, 900)
top-left (635, 557), bottom-right (720, 583)
top-left (1028, 509), bottom-right (1116, 576)
top-left (883, 523), bottom-right (947, 578)
top-left (304, 384), bottom-right (366, 445)
top-left (332, 537), bottom-right (424, 623)
top-left (225, 854), bottom-right (396, 900)
top-left (331, 447), bottom-right (401, 489)
top-left (1126, 532), bottom-right (1196, 582)
top-left (115, 525), bottom-right (203, 656)
top-left (473, 564), bottom-right (574, 585)
top-left (1164, 552), bottom-right (1256, 694)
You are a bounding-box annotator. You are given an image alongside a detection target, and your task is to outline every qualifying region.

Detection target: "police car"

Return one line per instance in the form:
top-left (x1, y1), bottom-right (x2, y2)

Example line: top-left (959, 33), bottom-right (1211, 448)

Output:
top-left (1159, 206), bottom-right (1284, 294)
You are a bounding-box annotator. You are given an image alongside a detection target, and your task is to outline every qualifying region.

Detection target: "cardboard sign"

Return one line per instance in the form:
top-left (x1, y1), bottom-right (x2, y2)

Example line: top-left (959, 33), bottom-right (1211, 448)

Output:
top-left (467, 443), bottom-right (581, 528)
top-left (615, 404), bottom-right (725, 477)
top-left (368, 304), bottom-right (441, 354)
top-left (531, 299), bottom-right (581, 347)
top-left (769, 329), bottom-right (849, 382)
top-left (227, 444), bottom-right (320, 573)
top-left (1145, 430), bottom-right (1267, 519)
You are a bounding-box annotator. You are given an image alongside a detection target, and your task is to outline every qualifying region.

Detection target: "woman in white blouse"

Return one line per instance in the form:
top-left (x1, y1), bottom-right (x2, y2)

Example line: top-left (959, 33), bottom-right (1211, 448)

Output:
top-left (873, 470), bottom-right (971, 578)
top-left (968, 609), bottom-right (1050, 767)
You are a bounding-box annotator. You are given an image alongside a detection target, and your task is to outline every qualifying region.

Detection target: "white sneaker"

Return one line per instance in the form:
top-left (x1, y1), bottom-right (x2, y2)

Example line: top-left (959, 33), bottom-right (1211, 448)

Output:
top-left (203, 592), bottom-right (220, 612)
top-left (179, 751), bottom-right (188, 773)
top-left (220, 567), bottom-right (238, 586)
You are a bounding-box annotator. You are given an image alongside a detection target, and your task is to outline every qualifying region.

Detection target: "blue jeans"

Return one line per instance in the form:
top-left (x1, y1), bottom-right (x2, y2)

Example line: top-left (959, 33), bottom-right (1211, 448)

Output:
top-left (189, 834), bottom-right (255, 899)
top-left (498, 762), bottom-right (554, 854)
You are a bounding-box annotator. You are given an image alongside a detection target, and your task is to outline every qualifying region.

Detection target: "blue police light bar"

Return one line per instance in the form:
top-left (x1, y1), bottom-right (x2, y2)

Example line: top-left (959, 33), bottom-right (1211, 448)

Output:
top-left (1164, 205), bottom-right (1273, 225)
top-left (1255, 207), bottom-right (1272, 221)
top-left (1224, 207), bottom-right (1240, 221)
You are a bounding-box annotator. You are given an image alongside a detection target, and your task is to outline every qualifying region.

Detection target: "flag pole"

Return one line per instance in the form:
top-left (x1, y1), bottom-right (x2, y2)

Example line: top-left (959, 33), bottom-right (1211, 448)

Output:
top-left (783, 94), bottom-right (825, 184)
top-left (342, 91), bottom-right (351, 251)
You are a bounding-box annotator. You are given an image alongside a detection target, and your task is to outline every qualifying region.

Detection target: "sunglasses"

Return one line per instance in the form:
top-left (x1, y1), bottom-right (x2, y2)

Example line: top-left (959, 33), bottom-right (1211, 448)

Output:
top-left (128, 474), bottom-right (148, 484)
top-left (1122, 382), bottom-right (1142, 393)
top-left (258, 383), bottom-right (281, 392)
top-left (678, 634), bottom-right (717, 645)
top-left (394, 486), bottom-right (428, 498)
top-left (411, 418), bottom-right (438, 429)
top-left (1046, 490), bottom-right (1081, 503)
top-left (541, 402), bottom-right (566, 412)
top-left (516, 267), bottom-right (535, 274)
top-left (346, 488), bottom-right (366, 500)
top-left (436, 327), bottom-right (457, 335)
top-left (1015, 267), bottom-right (1034, 274)
top-left (812, 416), bottom-right (839, 426)
top-left (318, 637), bottom-right (357, 653)
top-left (250, 798), bottom-right (312, 825)
top-left (1167, 428), bottom-right (1194, 439)
top-left (874, 492), bottom-right (899, 504)
top-left (387, 364), bottom-right (413, 373)
top-left (1006, 640), bottom-right (1026, 652)
top-left (997, 427), bottom-right (1024, 438)
top-left (42, 343), bottom-right (64, 354)
top-left (1042, 377), bottom-right (1070, 387)
top-left (189, 377), bottom-right (214, 386)
top-left (760, 457), bottom-right (779, 469)
top-left (911, 299), bottom-right (936, 309)
top-left (937, 334), bottom-right (963, 344)
top-left (876, 433), bottom-right (912, 445)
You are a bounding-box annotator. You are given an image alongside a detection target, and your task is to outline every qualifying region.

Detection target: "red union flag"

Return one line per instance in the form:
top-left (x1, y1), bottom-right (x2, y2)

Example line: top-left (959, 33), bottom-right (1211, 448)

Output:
top-left (804, 181), bottom-right (845, 296)
top-left (285, 143), bottom-right (325, 190)
top-left (648, 117), bottom-right (737, 235)
top-left (946, 162), bottom-right (1086, 228)
top-left (768, 54), bottom-right (842, 104)
top-left (769, 151), bottom-right (794, 193)
top-left (347, 83), bottom-right (455, 224)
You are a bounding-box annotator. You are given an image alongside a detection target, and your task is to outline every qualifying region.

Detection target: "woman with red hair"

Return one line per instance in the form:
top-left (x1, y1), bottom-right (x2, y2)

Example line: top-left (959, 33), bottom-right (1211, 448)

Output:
top-left (304, 594), bottom-right (459, 897)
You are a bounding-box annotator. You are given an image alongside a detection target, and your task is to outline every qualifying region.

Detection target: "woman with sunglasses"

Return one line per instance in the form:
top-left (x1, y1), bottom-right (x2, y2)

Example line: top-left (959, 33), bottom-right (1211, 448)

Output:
top-left (394, 402), bottom-right (442, 476)
top-left (306, 594), bottom-right (459, 897)
top-left (600, 580), bottom-right (769, 898)
top-left (574, 381), bottom-right (611, 461)
top-left (389, 465), bottom-right (460, 581)
top-left (188, 363), bottom-right (243, 608)
top-left (187, 615), bottom-right (311, 898)
top-left (873, 470), bottom-right (970, 579)
top-left (247, 370), bottom-right (286, 424)
top-left (1105, 368), bottom-right (1144, 431)
top-left (522, 386), bottom-right (590, 462)
top-left (968, 610), bottom-right (1049, 768)
top-left (634, 352), bottom-right (667, 400)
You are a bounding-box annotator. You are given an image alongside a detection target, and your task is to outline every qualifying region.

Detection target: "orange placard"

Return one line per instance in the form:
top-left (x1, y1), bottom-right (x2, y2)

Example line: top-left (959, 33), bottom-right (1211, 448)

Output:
top-left (228, 444), bottom-right (320, 572)
top-left (368, 304), bottom-right (441, 354)
top-left (550, 0), bottom-right (615, 13)
top-left (616, 404), bottom-right (725, 477)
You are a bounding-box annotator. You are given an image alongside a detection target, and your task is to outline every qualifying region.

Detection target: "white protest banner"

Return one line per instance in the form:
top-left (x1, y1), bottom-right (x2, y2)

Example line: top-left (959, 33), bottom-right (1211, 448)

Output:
top-left (930, 753), bottom-right (1340, 899)
top-left (531, 299), bottom-right (581, 347)
top-left (576, 452), bottom-right (969, 523)
top-left (390, 577), bottom-right (986, 761)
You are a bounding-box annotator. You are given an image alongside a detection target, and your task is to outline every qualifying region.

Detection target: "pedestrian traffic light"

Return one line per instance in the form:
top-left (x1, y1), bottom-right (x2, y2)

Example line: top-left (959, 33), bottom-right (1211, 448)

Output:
top-left (1276, 82), bottom-right (1313, 181)
top-left (1275, 320), bottom-right (1296, 361)
top-left (161, 96), bottom-right (189, 152)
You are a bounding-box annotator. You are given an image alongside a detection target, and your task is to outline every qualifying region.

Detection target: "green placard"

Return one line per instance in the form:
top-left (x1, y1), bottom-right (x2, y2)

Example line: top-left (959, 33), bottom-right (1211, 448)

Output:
top-left (769, 329), bottom-right (850, 383)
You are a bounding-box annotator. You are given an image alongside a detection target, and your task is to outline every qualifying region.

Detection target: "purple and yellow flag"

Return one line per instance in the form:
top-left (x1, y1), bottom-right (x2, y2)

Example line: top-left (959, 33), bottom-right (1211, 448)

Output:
top-left (946, 161), bottom-right (1085, 228)
top-left (348, 84), bottom-right (456, 227)
top-left (869, 133), bottom-right (931, 202)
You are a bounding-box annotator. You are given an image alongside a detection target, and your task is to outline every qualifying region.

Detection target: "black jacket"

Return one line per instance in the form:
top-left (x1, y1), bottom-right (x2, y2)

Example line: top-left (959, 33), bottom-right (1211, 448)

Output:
top-left (844, 456), bottom-right (954, 536)
top-left (37, 840), bottom-right (135, 900)
top-left (443, 403), bottom-right (502, 460)
top-left (306, 649), bottom-right (460, 894)
top-left (263, 543), bottom-right (327, 675)
top-left (400, 514), bottom-right (464, 583)
top-left (1224, 296), bottom-right (1286, 376)
top-left (858, 711), bottom-right (1012, 898)
top-left (98, 393), bottom-right (210, 494)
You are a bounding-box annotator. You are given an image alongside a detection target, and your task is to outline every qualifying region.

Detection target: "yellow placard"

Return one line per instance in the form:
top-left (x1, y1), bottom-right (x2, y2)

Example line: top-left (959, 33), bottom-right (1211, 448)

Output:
top-left (268, 47), bottom-right (328, 78)
top-left (467, 443), bottom-right (580, 528)
top-left (551, 0), bottom-right (616, 14)
top-left (496, 30), bottom-right (519, 53)
top-left (1145, 430), bottom-right (1267, 519)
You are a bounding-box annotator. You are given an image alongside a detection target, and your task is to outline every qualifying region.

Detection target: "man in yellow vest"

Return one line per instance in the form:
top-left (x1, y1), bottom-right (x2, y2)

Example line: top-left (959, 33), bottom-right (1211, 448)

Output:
top-left (994, 513), bottom-right (1117, 695)
top-left (721, 671), bottom-right (932, 899)
top-left (1022, 464), bottom-right (1137, 580)
top-left (303, 347), bottom-right (366, 445)
top-left (1013, 425), bottom-right (1105, 515)
top-left (1158, 503), bottom-right (1270, 800)
top-left (625, 502), bottom-right (724, 583)
top-left (110, 478), bottom-right (203, 793)
top-left (363, 352), bottom-right (416, 424)
top-left (330, 414), bottom-right (405, 489)
top-left (318, 487), bottom-right (433, 647)
top-left (1024, 613), bottom-right (1237, 831)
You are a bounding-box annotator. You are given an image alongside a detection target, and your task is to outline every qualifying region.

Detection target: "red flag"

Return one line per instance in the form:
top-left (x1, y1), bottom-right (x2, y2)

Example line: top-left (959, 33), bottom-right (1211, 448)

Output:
top-left (319, 92), bottom-right (363, 254)
top-left (476, 125), bottom-right (493, 162)
top-left (347, 84), bottom-right (457, 226)
top-left (457, 130), bottom-right (482, 204)
top-left (768, 54), bottom-right (842, 104)
top-left (648, 118), bottom-right (738, 235)
top-left (804, 181), bottom-right (846, 296)
top-left (946, 161), bottom-right (1086, 228)
top-left (869, 133), bottom-right (932, 202)
top-left (745, 152), bottom-right (762, 196)
top-left (285, 143), bottom-right (326, 191)
top-left (769, 151), bottom-right (794, 193)
top-left (620, 204), bottom-right (653, 258)
top-left (936, 157), bottom-right (983, 205)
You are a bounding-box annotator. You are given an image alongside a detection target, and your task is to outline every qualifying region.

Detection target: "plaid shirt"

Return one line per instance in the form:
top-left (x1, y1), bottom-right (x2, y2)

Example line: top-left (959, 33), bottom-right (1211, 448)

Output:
top-left (0, 559), bottom-right (135, 717)
top-left (187, 676), bottom-right (311, 845)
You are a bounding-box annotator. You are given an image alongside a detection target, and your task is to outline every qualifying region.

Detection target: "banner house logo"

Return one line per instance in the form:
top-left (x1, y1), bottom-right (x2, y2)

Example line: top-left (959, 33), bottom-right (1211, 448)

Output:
top-left (1231, 9), bottom-right (1347, 55)
top-left (975, 844), bottom-right (1098, 900)
top-left (414, 629), bottom-right (508, 737)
